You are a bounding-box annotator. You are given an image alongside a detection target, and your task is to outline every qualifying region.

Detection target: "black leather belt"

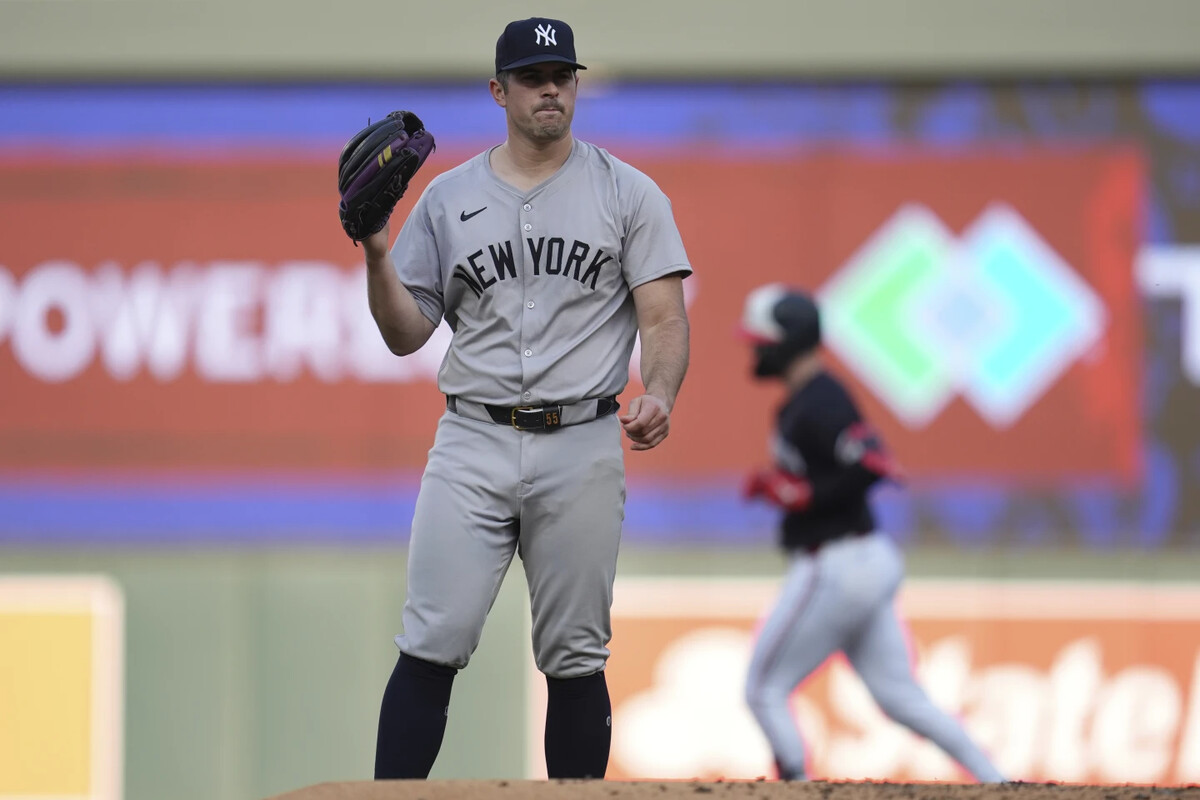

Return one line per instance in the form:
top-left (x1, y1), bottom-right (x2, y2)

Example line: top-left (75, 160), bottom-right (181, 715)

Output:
top-left (446, 395), bottom-right (619, 432)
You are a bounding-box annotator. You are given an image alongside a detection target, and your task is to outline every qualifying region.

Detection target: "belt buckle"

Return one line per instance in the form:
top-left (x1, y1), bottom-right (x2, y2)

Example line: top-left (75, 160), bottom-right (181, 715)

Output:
top-left (511, 406), bottom-right (541, 431)
top-left (511, 405), bottom-right (562, 431)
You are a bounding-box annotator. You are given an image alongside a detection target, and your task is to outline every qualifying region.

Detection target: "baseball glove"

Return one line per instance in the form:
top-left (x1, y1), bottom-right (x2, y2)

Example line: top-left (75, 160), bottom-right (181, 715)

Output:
top-left (337, 110), bottom-right (436, 244)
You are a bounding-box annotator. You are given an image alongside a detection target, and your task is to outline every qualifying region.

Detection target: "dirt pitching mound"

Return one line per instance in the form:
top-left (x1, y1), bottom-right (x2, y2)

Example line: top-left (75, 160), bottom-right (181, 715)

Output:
top-left (268, 779), bottom-right (1200, 800)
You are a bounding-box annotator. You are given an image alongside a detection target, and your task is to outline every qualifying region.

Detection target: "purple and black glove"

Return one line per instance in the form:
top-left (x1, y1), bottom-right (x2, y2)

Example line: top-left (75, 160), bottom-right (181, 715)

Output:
top-left (337, 110), bottom-right (436, 243)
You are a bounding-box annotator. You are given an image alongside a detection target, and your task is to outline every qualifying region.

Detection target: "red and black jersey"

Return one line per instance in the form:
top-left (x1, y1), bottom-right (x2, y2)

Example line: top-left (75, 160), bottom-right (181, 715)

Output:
top-left (771, 370), bottom-right (900, 552)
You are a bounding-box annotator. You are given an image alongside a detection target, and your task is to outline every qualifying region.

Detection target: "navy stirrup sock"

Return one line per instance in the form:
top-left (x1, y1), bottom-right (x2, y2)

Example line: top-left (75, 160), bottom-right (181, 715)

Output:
top-left (544, 670), bottom-right (611, 779)
top-left (374, 653), bottom-right (457, 779)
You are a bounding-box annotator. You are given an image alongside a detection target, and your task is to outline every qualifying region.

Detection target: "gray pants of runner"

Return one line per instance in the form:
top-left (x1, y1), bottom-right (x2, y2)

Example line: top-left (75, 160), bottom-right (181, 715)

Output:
top-left (744, 532), bottom-right (1005, 782)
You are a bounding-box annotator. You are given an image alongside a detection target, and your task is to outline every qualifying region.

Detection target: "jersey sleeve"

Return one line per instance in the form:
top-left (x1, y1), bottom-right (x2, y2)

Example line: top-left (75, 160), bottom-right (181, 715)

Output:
top-left (390, 189), bottom-right (445, 327)
top-left (788, 384), bottom-right (899, 512)
top-left (832, 421), bottom-right (902, 481)
top-left (616, 166), bottom-right (692, 289)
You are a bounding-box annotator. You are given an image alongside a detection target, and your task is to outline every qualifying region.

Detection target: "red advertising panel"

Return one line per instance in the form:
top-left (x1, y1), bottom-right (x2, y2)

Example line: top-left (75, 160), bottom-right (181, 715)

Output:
top-left (0, 149), bottom-right (1141, 479)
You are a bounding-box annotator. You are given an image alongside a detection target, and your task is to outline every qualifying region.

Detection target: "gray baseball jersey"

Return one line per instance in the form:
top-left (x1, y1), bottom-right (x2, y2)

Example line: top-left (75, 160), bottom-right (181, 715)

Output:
top-left (392, 139), bottom-right (691, 405)
top-left (389, 139), bottom-right (691, 679)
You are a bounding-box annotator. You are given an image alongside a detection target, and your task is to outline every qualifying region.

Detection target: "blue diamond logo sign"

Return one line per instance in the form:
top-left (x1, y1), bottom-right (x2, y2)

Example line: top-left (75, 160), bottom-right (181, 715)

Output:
top-left (818, 203), bottom-right (1107, 429)
top-left (960, 205), bottom-right (1107, 426)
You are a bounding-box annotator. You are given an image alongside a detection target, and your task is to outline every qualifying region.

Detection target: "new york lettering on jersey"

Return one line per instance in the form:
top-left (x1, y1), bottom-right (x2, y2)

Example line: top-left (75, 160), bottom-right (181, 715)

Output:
top-left (393, 139), bottom-right (685, 405)
top-left (451, 236), bottom-right (615, 297)
top-left (429, 142), bottom-right (627, 306)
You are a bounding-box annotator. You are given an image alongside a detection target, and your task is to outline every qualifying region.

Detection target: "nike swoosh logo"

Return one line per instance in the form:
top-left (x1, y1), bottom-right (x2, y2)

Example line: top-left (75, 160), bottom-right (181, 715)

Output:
top-left (460, 207), bottom-right (487, 222)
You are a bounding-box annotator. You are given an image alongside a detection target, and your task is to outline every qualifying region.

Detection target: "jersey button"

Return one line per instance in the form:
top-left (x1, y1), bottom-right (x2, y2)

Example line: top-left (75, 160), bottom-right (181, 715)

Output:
top-left (527, 301), bottom-right (535, 309)
top-left (523, 204), bottom-right (532, 211)
top-left (523, 391), bottom-right (532, 400)
top-left (524, 349), bottom-right (532, 357)
top-left (523, 223), bottom-right (532, 231)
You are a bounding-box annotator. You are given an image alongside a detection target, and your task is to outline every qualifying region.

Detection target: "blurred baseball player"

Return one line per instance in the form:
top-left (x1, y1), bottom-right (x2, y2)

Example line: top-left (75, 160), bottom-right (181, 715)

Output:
top-left (362, 18), bottom-right (692, 780)
top-left (738, 284), bottom-right (1004, 783)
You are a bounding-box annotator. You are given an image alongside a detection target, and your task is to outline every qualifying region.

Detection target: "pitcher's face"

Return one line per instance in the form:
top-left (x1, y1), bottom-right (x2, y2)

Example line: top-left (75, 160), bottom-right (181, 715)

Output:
top-left (493, 62), bottom-right (578, 143)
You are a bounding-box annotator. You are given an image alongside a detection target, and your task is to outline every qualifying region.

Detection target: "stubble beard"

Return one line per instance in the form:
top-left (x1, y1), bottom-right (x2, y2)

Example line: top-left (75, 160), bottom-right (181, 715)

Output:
top-left (524, 109), bottom-right (571, 143)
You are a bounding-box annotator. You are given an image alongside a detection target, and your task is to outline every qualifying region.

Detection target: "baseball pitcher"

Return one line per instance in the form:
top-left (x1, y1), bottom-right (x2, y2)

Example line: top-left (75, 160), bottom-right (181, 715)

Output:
top-left (340, 17), bottom-right (692, 781)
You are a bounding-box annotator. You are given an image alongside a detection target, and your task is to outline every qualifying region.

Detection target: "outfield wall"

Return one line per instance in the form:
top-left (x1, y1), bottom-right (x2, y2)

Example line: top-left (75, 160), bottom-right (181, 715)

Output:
top-left (4, 548), bottom-right (1200, 800)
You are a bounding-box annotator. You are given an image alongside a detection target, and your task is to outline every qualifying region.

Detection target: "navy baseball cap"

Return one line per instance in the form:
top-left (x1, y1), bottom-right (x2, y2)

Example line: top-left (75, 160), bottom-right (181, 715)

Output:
top-left (495, 17), bottom-right (587, 73)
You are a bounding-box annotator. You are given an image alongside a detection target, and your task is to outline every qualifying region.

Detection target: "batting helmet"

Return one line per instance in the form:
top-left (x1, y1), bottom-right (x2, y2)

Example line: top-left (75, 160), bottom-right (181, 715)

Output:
top-left (738, 283), bottom-right (821, 378)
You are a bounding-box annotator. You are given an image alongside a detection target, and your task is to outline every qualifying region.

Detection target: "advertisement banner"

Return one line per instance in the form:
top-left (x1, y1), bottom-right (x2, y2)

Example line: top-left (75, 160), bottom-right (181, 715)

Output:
top-left (0, 148), bottom-right (1142, 480)
top-left (595, 578), bottom-right (1200, 785)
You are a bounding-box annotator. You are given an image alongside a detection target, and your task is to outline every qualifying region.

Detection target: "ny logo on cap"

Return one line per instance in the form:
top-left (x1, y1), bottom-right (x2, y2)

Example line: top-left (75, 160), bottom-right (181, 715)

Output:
top-left (535, 23), bottom-right (557, 46)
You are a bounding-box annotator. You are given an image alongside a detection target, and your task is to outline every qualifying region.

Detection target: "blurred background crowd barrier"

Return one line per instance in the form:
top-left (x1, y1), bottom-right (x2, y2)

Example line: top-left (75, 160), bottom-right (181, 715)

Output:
top-left (2, 2), bottom-right (1199, 799)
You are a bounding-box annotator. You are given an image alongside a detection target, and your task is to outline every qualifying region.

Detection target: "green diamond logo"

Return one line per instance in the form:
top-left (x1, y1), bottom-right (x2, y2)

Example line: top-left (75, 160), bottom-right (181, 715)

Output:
top-left (819, 206), bottom-right (958, 426)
